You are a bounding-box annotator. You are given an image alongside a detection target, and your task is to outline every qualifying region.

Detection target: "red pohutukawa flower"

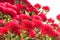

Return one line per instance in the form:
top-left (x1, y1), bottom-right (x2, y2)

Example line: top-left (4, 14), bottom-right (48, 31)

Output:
top-left (32, 15), bottom-right (42, 20)
top-left (0, 20), bottom-right (3, 24)
top-left (0, 27), bottom-right (8, 38)
top-left (56, 14), bottom-right (60, 20)
top-left (26, 7), bottom-right (32, 12)
top-left (42, 6), bottom-right (50, 12)
top-left (40, 24), bottom-right (59, 37)
top-left (32, 20), bottom-right (42, 28)
top-left (5, 2), bottom-right (17, 10)
top-left (0, 0), bottom-right (14, 4)
top-left (39, 12), bottom-right (47, 21)
top-left (22, 0), bottom-right (33, 7)
top-left (34, 3), bottom-right (41, 9)
top-left (40, 24), bottom-right (53, 37)
top-left (20, 20), bottom-right (34, 31)
top-left (5, 19), bottom-right (20, 35)
top-left (19, 14), bottom-right (31, 20)
top-left (51, 23), bottom-right (59, 28)
top-left (28, 30), bottom-right (36, 38)
top-left (47, 18), bottom-right (54, 23)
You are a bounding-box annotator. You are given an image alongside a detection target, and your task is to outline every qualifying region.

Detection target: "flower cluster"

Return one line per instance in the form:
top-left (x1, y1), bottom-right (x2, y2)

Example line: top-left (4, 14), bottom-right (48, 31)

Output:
top-left (0, 0), bottom-right (60, 40)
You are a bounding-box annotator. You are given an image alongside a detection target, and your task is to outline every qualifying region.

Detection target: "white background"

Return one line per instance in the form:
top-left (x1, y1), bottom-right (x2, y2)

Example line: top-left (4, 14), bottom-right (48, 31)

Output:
top-left (29, 0), bottom-right (60, 23)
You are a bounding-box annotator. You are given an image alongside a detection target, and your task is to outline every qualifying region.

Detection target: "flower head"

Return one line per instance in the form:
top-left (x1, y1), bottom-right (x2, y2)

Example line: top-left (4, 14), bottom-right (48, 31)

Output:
top-left (42, 6), bottom-right (50, 12)
top-left (39, 12), bottom-right (47, 21)
top-left (47, 18), bottom-right (54, 23)
top-left (28, 30), bottom-right (36, 38)
top-left (56, 14), bottom-right (60, 20)
top-left (34, 3), bottom-right (41, 9)
top-left (20, 20), bottom-right (34, 31)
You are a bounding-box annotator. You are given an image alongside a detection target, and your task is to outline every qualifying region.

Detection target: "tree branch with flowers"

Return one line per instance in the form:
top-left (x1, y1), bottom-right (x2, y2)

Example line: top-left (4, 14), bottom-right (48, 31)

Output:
top-left (0, 0), bottom-right (60, 40)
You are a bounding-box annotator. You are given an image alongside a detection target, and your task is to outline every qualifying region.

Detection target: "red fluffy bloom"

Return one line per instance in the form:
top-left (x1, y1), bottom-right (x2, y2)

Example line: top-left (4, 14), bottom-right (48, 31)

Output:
top-left (0, 20), bottom-right (3, 24)
top-left (0, 3), bottom-right (6, 7)
top-left (5, 19), bottom-right (20, 35)
top-left (40, 24), bottom-right (54, 37)
top-left (20, 20), bottom-right (34, 31)
top-left (13, 15), bottom-right (20, 20)
top-left (23, 0), bottom-right (33, 7)
top-left (0, 27), bottom-right (8, 34)
top-left (5, 2), bottom-right (17, 10)
top-left (50, 31), bottom-right (59, 37)
top-left (57, 28), bottom-right (60, 33)
top-left (51, 23), bottom-right (59, 28)
top-left (0, 27), bottom-right (8, 38)
top-left (6, 8), bottom-right (17, 18)
top-left (32, 15), bottom-right (42, 20)
top-left (0, 5), bottom-right (7, 14)
top-left (39, 12), bottom-right (47, 21)
top-left (34, 3), bottom-right (41, 9)
top-left (47, 18), bottom-right (54, 23)
top-left (19, 14), bottom-right (31, 20)
top-left (28, 30), bottom-right (36, 38)
top-left (40, 24), bottom-right (59, 37)
top-left (32, 20), bottom-right (42, 28)
top-left (33, 7), bottom-right (39, 14)
top-left (56, 14), bottom-right (60, 20)
top-left (0, 0), bottom-right (14, 4)
top-left (42, 6), bottom-right (50, 11)
top-left (26, 7), bottom-right (32, 12)
top-left (23, 0), bottom-right (39, 14)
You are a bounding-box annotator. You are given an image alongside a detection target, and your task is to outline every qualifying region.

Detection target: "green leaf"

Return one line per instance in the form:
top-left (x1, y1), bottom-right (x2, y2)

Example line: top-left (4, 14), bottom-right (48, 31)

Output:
top-left (46, 36), bottom-right (52, 40)
top-left (40, 38), bottom-right (45, 40)
top-left (3, 33), bottom-right (11, 40)
top-left (51, 37), bottom-right (55, 40)
top-left (25, 37), bottom-right (32, 40)
top-left (12, 36), bottom-right (20, 40)
top-left (21, 32), bottom-right (27, 38)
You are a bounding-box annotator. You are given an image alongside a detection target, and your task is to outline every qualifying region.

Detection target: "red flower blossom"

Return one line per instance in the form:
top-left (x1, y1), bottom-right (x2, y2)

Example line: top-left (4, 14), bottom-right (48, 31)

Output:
top-left (0, 3), bottom-right (6, 7)
top-left (5, 2), bottom-right (17, 10)
top-left (40, 24), bottom-right (59, 37)
top-left (34, 3), bottom-right (41, 9)
top-left (57, 28), bottom-right (60, 32)
top-left (39, 12), bottom-right (47, 21)
top-left (19, 14), bottom-right (31, 20)
top-left (6, 8), bottom-right (17, 18)
top-left (0, 5), bottom-right (7, 14)
top-left (42, 6), bottom-right (50, 11)
top-left (13, 15), bottom-right (20, 20)
top-left (33, 7), bottom-right (39, 14)
top-left (23, 0), bottom-right (39, 14)
top-left (5, 19), bottom-right (20, 35)
top-left (0, 0), bottom-right (14, 4)
top-left (26, 7), bottom-right (32, 12)
top-left (47, 18), bottom-right (54, 23)
top-left (0, 27), bottom-right (8, 38)
top-left (51, 23), bottom-right (59, 28)
top-left (16, 4), bottom-right (26, 11)
top-left (32, 20), bottom-right (42, 28)
top-left (23, 0), bottom-right (33, 7)
top-left (28, 30), bottom-right (36, 38)
top-left (40, 24), bottom-right (54, 37)
top-left (51, 31), bottom-right (59, 37)
top-left (32, 15), bottom-right (42, 20)
top-left (0, 27), bottom-right (8, 34)
top-left (56, 14), bottom-right (60, 20)
top-left (20, 20), bottom-right (34, 31)
top-left (0, 20), bottom-right (3, 24)
top-left (17, 11), bottom-right (23, 15)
